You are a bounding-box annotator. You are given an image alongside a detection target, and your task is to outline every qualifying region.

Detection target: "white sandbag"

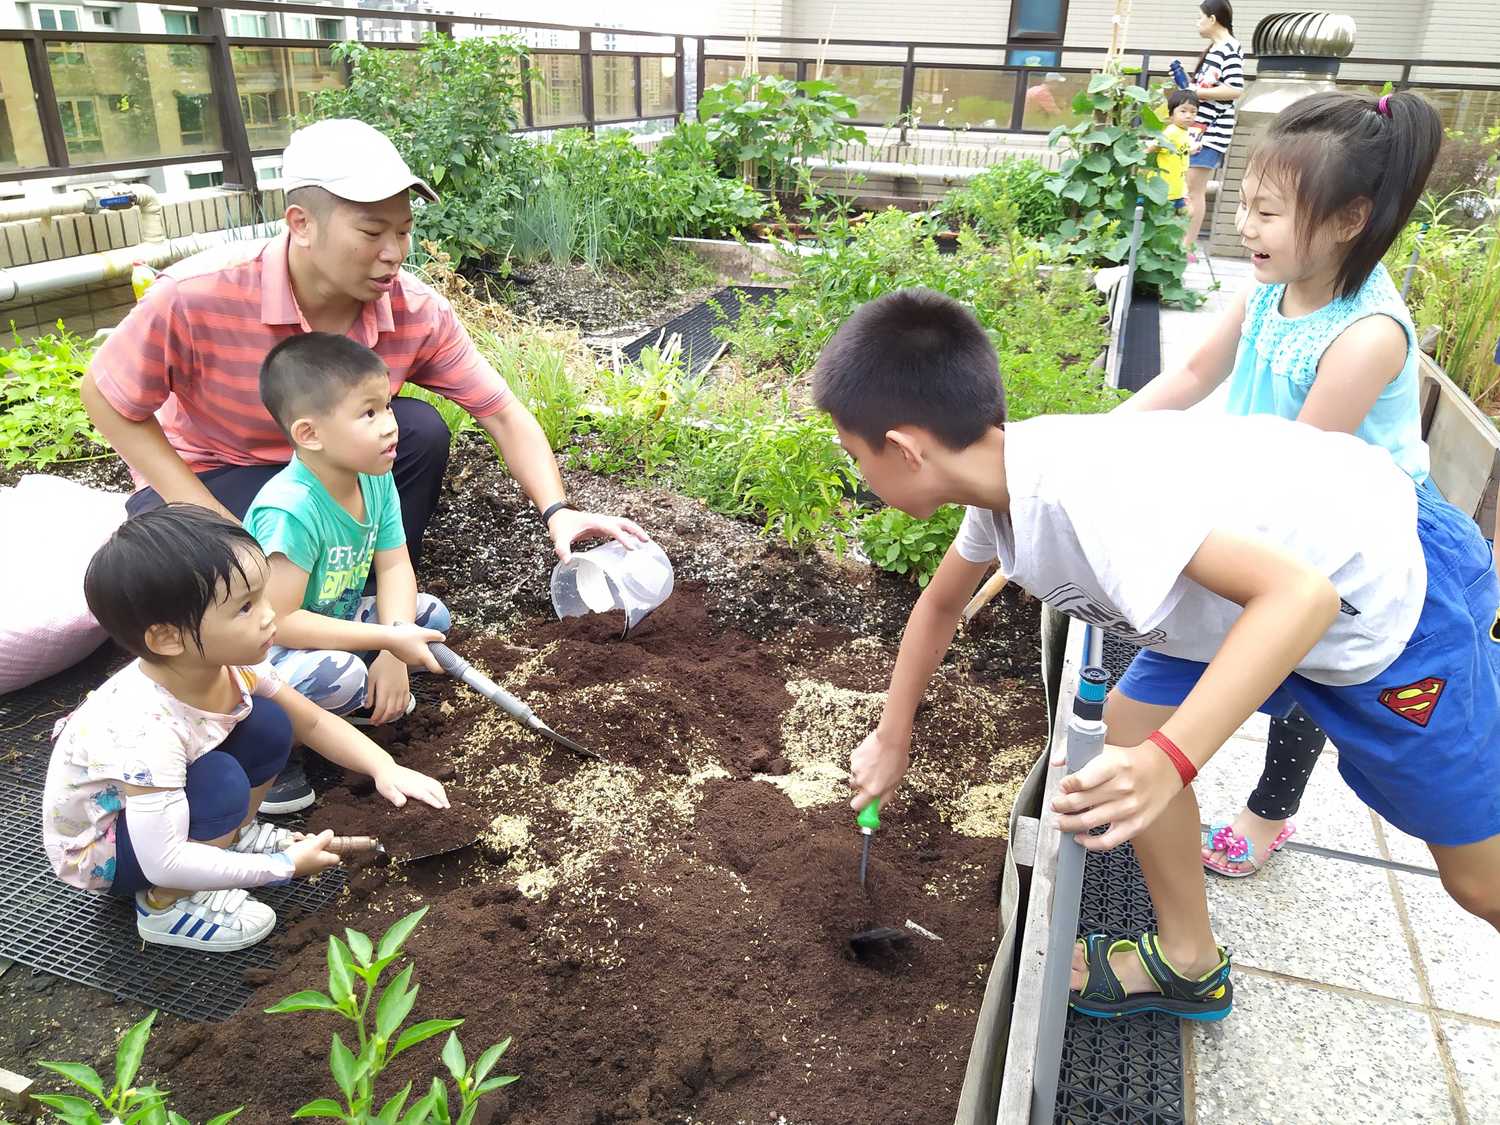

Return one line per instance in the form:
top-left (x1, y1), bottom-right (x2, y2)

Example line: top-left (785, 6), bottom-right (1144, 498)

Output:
top-left (0, 474), bottom-right (128, 694)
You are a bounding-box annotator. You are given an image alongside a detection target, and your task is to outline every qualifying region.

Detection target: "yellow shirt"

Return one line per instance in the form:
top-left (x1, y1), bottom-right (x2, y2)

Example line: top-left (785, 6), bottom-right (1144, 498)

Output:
top-left (1154, 124), bottom-right (1191, 201)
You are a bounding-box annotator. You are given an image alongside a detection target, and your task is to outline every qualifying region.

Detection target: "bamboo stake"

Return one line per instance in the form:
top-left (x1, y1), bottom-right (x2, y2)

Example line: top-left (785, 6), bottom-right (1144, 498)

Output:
top-left (961, 568), bottom-right (1009, 625)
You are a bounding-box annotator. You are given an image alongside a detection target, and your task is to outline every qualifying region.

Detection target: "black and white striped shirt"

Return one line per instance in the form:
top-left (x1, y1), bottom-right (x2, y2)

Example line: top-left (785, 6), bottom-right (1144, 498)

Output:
top-left (1194, 36), bottom-right (1244, 154)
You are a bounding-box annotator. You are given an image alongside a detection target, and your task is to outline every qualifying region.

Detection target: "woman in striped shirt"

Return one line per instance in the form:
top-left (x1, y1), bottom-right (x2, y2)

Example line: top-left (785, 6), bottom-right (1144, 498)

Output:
top-left (1185, 0), bottom-right (1244, 254)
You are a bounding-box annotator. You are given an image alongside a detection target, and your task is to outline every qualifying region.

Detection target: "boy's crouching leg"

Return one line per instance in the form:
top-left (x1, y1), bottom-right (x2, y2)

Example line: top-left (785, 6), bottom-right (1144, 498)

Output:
top-left (413, 593), bottom-right (451, 636)
top-left (1430, 836), bottom-right (1500, 931)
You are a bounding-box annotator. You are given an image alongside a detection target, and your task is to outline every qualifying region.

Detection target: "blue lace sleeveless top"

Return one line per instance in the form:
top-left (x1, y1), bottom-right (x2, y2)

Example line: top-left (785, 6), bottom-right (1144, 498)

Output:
top-left (1224, 262), bottom-right (1429, 484)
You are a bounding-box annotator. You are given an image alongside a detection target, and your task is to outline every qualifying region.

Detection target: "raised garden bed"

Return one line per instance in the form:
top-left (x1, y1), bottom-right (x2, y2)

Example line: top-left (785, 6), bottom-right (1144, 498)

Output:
top-left (139, 438), bottom-right (1046, 1124)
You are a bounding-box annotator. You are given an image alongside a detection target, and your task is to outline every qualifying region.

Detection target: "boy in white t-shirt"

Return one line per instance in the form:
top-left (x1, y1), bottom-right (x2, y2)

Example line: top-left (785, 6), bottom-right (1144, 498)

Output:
top-left (42, 504), bottom-right (450, 952)
top-left (817, 288), bottom-right (1500, 1021)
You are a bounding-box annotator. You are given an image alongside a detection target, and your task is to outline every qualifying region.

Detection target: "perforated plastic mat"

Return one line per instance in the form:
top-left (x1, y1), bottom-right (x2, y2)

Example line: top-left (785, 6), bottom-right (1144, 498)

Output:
top-left (616, 285), bottom-right (781, 376)
top-left (1055, 632), bottom-right (1185, 1125)
top-left (0, 650), bottom-right (346, 1023)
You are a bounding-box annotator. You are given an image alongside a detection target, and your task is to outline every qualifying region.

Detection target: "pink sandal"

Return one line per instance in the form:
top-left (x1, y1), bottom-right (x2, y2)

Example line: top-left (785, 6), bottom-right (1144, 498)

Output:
top-left (1202, 820), bottom-right (1296, 878)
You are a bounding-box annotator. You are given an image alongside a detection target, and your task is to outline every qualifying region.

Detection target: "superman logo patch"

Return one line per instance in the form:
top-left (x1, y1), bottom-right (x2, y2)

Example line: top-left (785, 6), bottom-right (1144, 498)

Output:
top-left (1377, 676), bottom-right (1446, 728)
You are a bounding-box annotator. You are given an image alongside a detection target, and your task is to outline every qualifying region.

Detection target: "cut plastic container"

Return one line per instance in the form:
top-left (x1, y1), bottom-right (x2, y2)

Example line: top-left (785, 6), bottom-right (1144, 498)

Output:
top-left (550, 540), bottom-right (674, 637)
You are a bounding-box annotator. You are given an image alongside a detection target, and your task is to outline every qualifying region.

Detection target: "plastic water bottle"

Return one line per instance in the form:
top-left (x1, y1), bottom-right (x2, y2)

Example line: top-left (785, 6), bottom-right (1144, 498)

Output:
top-left (1168, 59), bottom-right (1189, 89)
top-left (130, 260), bottom-right (157, 301)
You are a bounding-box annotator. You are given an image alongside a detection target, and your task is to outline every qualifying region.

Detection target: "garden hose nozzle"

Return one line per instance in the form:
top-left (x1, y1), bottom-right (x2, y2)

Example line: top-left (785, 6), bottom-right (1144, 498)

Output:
top-left (857, 798), bottom-right (881, 891)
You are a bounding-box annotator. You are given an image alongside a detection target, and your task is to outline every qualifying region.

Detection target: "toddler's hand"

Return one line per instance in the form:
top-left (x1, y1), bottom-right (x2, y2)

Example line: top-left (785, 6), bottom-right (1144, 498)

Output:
top-left (848, 727), bottom-right (911, 812)
top-left (285, 829), bottom-right (341, 878)
top-left (365, 651), bottom-right (411, 725)
top-left (1050, 742), bottom-right (1183, 850)
top-left (374, 763), bottom-right (450, 810)
top-left (384, 622), bottom-right (446, 672)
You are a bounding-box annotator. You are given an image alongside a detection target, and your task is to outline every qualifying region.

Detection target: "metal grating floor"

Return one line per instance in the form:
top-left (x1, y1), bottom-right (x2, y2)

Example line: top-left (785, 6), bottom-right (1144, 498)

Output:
top-left (0, 650), bottom-right (345, 1022)
top-left (1055, 632), bottom-right (1184, 1125)
top-left (616, 285), bottom-right (782, 377)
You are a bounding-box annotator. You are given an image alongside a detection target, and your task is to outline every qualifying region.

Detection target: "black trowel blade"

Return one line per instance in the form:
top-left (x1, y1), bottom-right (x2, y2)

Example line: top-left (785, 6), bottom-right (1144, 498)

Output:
top-left (849, 926), bottom-right (912, 957)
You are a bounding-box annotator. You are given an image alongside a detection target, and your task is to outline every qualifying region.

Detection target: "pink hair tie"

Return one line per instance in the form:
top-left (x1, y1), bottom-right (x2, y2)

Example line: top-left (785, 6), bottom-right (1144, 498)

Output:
top-left (1377, 94), bottom-right (1393, 117)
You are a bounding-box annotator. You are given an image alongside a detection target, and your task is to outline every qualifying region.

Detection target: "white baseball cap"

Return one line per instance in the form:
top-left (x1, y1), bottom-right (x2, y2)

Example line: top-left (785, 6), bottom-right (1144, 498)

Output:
top-left (280, 118), bottom-right (438, 204)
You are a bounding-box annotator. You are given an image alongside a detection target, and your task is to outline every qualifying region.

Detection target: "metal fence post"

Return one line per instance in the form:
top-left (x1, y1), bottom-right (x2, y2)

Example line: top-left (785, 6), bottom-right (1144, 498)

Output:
top-left (899, 43), bottom-right (916, 143)
top-left (199, 4), bottom-right (258, 194)
top-left (520, 49), bottom-right (534, 129)
top-left (581, 30), bottom-right (596, 132)
top-left (633, 55), bottom-right (643, 121)
top-left (695, 36), bottom-right (705, 105)
top-left (675, 35), bottom-right (686, 119)
top-left (23, 35), bottom-right (69, 169)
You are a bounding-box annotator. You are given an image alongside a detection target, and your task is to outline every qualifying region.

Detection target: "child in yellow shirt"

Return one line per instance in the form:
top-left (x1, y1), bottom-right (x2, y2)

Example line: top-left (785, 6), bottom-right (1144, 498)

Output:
top-left (1153, 89), bottom-right (1202, 212)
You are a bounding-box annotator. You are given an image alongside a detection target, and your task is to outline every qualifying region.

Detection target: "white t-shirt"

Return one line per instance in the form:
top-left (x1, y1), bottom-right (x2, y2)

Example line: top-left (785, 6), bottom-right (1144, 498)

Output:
top-left (953, 412), bottom-right (1426, 686)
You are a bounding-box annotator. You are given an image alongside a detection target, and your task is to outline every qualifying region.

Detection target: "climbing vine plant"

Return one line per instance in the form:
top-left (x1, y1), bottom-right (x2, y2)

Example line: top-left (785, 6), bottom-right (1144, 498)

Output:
top-left (1044, 69), bottom-right (1198, 307)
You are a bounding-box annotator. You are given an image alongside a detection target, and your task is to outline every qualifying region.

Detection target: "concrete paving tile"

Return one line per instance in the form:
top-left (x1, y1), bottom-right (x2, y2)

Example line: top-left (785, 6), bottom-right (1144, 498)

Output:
top-left (1440, 1017), bottom-right (1500, 1124)
top-left (1378, 817), bottom-right (1439, 871)
top-left (1395, 872), bottom-right (1500, 1021)
top-left (1195, 738), bottom-right (1382, 860)
top-left (1190, 972), bottom-right (1454, 1124)
top-left (1204, 849), bottom-right (1422, 1002)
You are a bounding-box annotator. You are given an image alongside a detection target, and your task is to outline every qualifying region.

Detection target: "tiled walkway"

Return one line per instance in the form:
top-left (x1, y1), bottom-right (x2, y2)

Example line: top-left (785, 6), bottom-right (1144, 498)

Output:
top-left (1157, 255), bottom-right (1500, 1125)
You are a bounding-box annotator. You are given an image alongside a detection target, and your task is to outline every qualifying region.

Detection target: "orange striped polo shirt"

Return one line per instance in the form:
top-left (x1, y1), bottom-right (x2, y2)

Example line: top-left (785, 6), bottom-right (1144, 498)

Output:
top-left (89, 232), bottom-right (512, 483)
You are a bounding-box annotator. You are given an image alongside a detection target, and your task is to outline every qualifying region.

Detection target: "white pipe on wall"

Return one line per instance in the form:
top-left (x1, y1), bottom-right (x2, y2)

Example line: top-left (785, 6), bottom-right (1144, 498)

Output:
top-left (0, 191), bottom-right (100, 225)
top-left (0, 222), bottom-right (282, 304)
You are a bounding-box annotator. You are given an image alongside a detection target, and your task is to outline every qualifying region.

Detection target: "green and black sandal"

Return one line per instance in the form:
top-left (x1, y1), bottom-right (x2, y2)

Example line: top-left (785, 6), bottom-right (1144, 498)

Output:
top-left (1069, 930), bottom-right (1233, 1021)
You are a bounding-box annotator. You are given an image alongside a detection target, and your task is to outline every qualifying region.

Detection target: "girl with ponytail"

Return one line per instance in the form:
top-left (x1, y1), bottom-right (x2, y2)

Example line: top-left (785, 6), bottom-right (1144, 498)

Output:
top-left (1120, 89), bottom-right (1445, 880)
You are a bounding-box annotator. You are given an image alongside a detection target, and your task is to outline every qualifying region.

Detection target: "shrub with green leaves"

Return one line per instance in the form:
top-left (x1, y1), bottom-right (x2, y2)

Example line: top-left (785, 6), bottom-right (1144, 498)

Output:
top-left (266, 906), bottom-right (517, 1125)
top-left (857, 504), bottom-right (966, 587)
top-left (697, 75), bottom-right (866, 195)
top-left (941, 158), bottom-right (1066, 242)
top-left (0, 324), bottom-right (109, 470)
top-left (1044, 70), bottom-right (1196, 306)
top-left (34, 1010), bottom-right (241, 1125)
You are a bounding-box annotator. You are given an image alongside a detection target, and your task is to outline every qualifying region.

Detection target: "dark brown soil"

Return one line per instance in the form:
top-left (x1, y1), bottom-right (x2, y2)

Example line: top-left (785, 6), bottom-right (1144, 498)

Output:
top-left (151, 437), bottom-right (1045, 1125)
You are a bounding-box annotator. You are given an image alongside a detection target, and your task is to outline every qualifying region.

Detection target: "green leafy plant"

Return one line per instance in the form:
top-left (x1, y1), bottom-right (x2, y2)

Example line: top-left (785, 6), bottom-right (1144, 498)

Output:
top-left (397, 383), bottom-right (477, 440)
top-left (34, 1010), bottom-right (241, 1125)
top-left (651, 122), bottom-right (768, 236)
top-left (857, 504), bottom-right (966, 586)
top-left (476, 325), bottom-right (587, 449)
top-left (697, 75), bottom-right (866, 195)
top-left (0, 324), bottom-right (110, 470)
top-left (941, 158), bottom-right (1066, 242)
top-left (722, 398), bottom-right (857, 550)
top-left (1043, 70), bottom-right (1197, 306)
top-left (266, 906), bottom-right (518, 1125)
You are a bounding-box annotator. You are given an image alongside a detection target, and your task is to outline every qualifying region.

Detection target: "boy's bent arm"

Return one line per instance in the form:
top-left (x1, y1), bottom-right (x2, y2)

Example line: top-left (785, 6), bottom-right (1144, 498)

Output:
top-left (264, 554), bottom-right (386, 651)
top-left (850, 545), bottom-right (991, 810)
top-left (371, 546), bottom-right (420, 627)
top-left (1114, 289), bottom-right (1248, 413)
top-left (278, 684), bottom-right (449, 809)
top-left (1053, 530), bottom-right (1339, 849)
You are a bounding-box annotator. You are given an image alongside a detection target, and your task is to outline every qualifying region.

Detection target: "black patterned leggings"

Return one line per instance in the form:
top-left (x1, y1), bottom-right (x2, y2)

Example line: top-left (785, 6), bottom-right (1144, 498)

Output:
top-left (1246, 704), bottom-right (1327, 820)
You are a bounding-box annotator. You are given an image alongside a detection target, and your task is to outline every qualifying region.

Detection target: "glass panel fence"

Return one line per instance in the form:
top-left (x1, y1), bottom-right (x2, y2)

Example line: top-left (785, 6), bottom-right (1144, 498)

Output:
top-left (1020, 70), bottom-right (1089, 131)
top-left (0, 42), bottom-right (50, 169)
top-left (231, 44), bottom-right (346, 150)
top-left (592, 54), bottom-right (637, 122)
top-left (641, 55), bottom-right (678, 116)
top-left (820, 63), bottom-right (904, 123)
top-left (703, 58), bottom-right (799, 89)
top-left (911, 66), bottom-right (1016, 130)
top-left (529, 53), bottom-right (584, 127)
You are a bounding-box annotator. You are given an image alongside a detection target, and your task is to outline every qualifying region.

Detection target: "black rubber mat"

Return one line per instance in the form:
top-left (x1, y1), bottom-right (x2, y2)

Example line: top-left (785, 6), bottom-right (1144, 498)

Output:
top-left (1118, 294), bottom-right (1162, 393)
top-left (0, 653), bottom-right (346, 1022)
top-left (617, 285), bottom-right (781, 376)
top-left (1056, 632), bottom-right (1185, 1125)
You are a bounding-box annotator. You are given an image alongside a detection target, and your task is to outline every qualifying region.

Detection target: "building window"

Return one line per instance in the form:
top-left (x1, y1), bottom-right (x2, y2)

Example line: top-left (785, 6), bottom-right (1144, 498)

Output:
top-left (162, 9), bottom-right (201, 34)
top-left (1008, 0), bottom-right (1068, 41)
top-left (187, 169), bottom-right (224, 189)
top-left (45, 42), bottom-right (87, 67)
top-left (33, 5), bottom-right (83, 31)
top-left (240, 91), bottom-right (281, 130)
top-left (58, 96), bottom-right (103, 158)
top-left (176, 92), bottom-right (210, 144)
top-left (316, 18), bottom-right (341, 39)
top-left (229, 12), bottom-right (270, 37)
top-left (89, 8), bottom-right (115, 28)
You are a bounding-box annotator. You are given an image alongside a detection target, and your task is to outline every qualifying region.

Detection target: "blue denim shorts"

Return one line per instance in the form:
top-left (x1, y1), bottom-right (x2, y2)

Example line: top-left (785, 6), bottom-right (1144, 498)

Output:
top-left (1189, 146), bottom-right (1224, 170)
top-left (1118, 485), bottom-right (1500, 846)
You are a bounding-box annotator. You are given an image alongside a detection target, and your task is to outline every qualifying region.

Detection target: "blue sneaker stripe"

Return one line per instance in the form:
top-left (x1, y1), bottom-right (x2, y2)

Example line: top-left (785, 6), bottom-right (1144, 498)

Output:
top-left (135, 904), bottom-right (149, 917)
top-left (168, 912), bottom-right (191, 935)
top-left (186, 918), bottom-right (204, 937)
top-left (201, 923), bottom-right (219, 942)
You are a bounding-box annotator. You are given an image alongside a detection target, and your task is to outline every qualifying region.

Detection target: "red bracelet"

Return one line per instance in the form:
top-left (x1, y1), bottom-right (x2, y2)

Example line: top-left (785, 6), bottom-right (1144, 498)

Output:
top-left (1147, 730), bottom-right (1197, 788)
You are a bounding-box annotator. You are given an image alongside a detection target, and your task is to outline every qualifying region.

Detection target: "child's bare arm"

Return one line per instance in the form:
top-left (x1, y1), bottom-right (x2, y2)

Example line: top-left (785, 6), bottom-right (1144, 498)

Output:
top-left (277, 684), bottom-right (450, 809)
top-left (848, 544), bottom-right (991, 810)
top-left (1115, 289), bottom-right (1249, 413)
top-left (1297, 315), bottom-right (1407, 434)
top-left (1052, 529), bottom-right (1339, 849)
top-left (264, 552), bottom-right (443, 666)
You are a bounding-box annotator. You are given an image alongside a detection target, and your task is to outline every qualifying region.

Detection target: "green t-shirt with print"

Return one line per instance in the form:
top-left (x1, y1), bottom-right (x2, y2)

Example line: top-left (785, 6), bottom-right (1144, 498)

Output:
top-left (245, 456), bottom-right (405, 621)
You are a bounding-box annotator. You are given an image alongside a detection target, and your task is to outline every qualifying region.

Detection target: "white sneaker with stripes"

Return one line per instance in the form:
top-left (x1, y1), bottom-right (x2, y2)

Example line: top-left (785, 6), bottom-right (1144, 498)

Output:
top-left (134, 888), bottom-right (276, 952)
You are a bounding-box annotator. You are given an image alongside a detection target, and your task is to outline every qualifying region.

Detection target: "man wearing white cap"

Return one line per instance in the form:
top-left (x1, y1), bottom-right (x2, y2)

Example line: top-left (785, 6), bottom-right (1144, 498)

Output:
top-left (84, 118), bottom-right (647, 569)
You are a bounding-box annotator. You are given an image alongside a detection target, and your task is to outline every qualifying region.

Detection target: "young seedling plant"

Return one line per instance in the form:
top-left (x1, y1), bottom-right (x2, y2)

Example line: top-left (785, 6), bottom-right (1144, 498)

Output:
top-left (266, 906), bottom-right (518, 1125)
top-left (33, 1010), bottom-right (241, 1125)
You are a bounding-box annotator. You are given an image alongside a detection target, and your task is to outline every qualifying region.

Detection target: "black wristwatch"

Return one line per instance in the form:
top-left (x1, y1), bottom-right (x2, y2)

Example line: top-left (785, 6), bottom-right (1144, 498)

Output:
top-left (540, 500), bottom-right (575, 529)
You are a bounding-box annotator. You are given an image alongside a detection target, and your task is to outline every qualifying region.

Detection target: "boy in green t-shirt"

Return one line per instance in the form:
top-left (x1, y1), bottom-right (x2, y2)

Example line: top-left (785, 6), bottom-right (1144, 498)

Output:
top-left (245, 333), bottom-right (449, 812)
